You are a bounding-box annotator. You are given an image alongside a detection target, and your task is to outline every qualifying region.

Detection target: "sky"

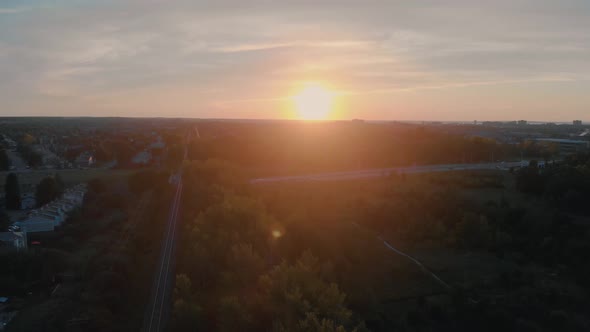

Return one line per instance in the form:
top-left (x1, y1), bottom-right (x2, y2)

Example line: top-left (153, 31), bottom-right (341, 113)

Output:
top-left (1, 0), bottom-right (590, 121)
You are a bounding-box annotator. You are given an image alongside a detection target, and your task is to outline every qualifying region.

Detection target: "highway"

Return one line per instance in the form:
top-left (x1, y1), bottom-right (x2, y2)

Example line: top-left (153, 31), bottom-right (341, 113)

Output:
top-left (250, 161), bottom-right (526, 184)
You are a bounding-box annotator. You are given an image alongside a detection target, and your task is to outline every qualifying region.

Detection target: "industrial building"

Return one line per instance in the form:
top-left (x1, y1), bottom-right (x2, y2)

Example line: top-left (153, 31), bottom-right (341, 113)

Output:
top-left (532, 138), bottom-right (590, 154)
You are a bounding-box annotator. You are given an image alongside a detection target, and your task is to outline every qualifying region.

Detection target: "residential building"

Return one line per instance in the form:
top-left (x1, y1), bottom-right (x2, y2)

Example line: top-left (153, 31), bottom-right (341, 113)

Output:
top-left (20, 193), bottom-right (35, 210)
top-left (132, 150), bottom-right (152, 165)
top-left (75, 151), bottom-right (95, 168)
top-left (14, 215), bottom-right (57, 232)
top-left (14, 183), bottom-right (87, 233)
top-left (150, 136), bottom-right (166, 149)
top-left (0, 232), bottom-right (27, 251)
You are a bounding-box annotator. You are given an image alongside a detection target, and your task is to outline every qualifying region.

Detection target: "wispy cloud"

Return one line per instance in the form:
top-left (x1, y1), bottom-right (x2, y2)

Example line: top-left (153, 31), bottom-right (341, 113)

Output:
top-left (212, 42), bottom-right (295, 53)
top-left (211, 40), bottom-right (371, 53)
top-left (352, 76), bottom-right (584, 95)
top-left (0, 7), bottom-right (30, 14)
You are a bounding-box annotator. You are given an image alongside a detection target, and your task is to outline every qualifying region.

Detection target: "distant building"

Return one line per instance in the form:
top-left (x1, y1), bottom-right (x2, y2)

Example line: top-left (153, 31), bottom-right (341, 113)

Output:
top-left (531, 138), bottom-right (590, 154)
top-left (573, 120), bottom-right (582, 126)
top-left (75, 151), bottom-right (95, 168)
top-left (518, 120), bottom-right (528, 126)
top-left (150, 136), bottom-right (166, 149)
top-left (132, 150), bottom-right (152, 165)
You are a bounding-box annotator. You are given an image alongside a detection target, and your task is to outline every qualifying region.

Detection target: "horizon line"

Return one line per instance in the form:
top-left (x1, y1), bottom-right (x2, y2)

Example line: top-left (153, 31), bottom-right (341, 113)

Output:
top-left (0, 116), bottom-right (587, 124)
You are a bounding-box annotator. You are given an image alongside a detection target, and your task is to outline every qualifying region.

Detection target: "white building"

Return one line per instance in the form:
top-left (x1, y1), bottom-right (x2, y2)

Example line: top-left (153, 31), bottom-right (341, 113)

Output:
top-left (0, 232), bottom-right (27, 251)
top-left (15, 183), bottom-right (87, 233)
top-left (132, 150), bottom-right (152, 165)
top-left (20, 193), bottom-right (36, 210)
top-left (150, 136), bottom-right (166, 149)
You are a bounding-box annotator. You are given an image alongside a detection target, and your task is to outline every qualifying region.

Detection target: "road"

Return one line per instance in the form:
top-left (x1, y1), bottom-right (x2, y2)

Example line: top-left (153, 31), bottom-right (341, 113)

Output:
top-left (250, 161), bottom-right (526, 184)
top-left (142, 131), bottom-right (191, 332)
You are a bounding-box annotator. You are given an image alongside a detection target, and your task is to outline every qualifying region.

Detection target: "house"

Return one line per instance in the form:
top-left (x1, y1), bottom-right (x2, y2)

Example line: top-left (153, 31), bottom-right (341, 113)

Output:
top-left (14, 215), bottom-right (56, 233)
top-left (14, 183), bottom-right (87, 233)
top-left (132, 150), bottom-right (152, 165)
top-left (75, 151), bottom-right (95, 168)
top-left (0, 232), bottom-right (27, 251)
top-left (20, 193), bottom-right (36, 210)
top-left (150, 136), bottom-right (166, 149)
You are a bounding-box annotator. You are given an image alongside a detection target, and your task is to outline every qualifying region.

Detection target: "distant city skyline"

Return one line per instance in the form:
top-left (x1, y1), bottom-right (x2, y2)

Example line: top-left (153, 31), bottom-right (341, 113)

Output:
top-left (1, 1), bottom-right (589, 120)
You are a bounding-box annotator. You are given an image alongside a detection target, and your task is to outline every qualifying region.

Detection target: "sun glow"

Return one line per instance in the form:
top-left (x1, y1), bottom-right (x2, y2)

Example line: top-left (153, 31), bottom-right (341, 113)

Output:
top-left (292, 83), bottom-right (335, 120)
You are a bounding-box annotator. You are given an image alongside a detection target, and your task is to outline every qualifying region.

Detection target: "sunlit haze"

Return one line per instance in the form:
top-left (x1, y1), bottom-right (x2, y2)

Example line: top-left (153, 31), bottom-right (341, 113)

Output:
top-left (1, 3), bottom-right (590, 327)
top-left (1, 1), bottom-right (590, 121)
top-left (293, 83), bottom-right (335, 120)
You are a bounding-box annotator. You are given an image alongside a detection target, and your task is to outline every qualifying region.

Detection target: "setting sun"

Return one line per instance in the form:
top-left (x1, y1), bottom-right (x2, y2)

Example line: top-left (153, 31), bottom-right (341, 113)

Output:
top-left (292, 83), bottom-right (335, 120)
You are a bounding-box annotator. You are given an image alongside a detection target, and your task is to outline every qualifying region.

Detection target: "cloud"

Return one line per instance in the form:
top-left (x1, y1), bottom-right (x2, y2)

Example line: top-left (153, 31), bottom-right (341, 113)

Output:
top-left (0, 7), bottom-right (30, 14)
top-left (1, 0), bottom-right (589, 119)
top-left (209, 39), bottom-right (371, 53)
top-left (352, 76), bottom-right (583, 95)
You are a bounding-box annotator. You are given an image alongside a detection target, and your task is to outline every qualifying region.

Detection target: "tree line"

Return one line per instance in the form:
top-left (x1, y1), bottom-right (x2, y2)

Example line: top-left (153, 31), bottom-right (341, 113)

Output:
top-left (188, 122), bottom-right (538, 176)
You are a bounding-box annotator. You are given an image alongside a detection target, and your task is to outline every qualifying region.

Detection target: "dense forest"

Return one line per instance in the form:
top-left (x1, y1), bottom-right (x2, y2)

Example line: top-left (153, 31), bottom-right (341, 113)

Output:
top-left (172, 149), bottom-right (590, 331)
